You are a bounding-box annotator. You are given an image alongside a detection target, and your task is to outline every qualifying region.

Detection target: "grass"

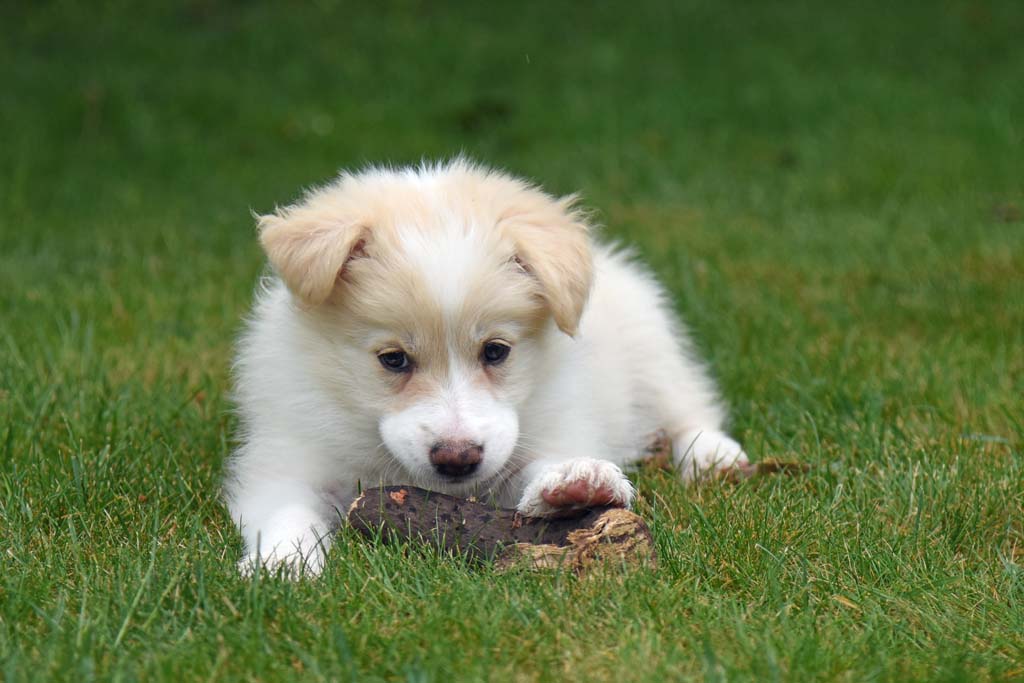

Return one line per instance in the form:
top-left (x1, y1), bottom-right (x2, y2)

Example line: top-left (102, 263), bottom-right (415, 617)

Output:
top-left (1, 1), bottom-right (1022, 680)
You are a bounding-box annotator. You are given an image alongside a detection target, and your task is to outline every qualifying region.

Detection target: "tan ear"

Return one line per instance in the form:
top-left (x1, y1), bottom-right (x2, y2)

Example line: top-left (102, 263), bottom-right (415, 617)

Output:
top-left (503, 194), bottom-right (593, 336)
top-left (257, 205), bottom-right (367, 306)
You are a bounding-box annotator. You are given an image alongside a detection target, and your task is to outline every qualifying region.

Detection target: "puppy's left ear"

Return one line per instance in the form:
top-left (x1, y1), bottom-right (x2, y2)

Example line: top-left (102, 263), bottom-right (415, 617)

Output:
top-left (504, 194), bottom-right (593, 336)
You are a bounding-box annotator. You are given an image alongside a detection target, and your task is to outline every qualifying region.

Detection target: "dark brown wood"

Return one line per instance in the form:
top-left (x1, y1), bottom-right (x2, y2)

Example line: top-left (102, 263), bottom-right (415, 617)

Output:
top-left (347, 486), bottom-right (657, 573)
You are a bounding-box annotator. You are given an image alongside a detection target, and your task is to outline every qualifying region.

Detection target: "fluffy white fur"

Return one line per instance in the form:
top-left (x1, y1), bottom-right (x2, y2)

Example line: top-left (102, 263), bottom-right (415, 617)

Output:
top-left (225, 160), bottom-right (747, 576)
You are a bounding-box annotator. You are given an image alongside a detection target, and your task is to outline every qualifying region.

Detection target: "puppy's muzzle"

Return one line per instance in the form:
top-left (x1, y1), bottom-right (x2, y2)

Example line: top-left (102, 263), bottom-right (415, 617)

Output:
top-left (430, 441), bottom-right (483, 479)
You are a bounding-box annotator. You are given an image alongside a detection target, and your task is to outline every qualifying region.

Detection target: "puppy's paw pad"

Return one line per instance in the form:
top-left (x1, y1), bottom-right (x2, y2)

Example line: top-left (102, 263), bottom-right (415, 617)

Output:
top-left (542, 480), bottom-right (618, 507)
top-left (518, 458), bottom-right (634, 518)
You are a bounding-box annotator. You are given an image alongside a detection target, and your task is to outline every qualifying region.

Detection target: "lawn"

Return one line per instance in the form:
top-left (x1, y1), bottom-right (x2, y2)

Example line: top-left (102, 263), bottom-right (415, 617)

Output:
top-left (1, 1), bottom-right (1023, 681)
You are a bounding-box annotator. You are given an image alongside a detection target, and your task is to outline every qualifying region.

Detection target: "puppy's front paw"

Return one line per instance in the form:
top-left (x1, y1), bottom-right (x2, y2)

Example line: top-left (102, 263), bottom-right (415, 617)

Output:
top-left (238, 542), bottom-right (327, 579)
top-left (517, 458), bottom-right (635, 518)
top-left (236, 509), bottom-right (331, 580)
top-left (675, 429), bottom-right (749, 482)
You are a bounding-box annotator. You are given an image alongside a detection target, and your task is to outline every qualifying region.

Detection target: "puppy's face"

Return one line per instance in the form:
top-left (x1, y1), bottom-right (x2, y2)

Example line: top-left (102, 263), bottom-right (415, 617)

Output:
top-left (340, 233), bottom-right (545, 487)
top-left (258, 162), bottom-right (593, 489)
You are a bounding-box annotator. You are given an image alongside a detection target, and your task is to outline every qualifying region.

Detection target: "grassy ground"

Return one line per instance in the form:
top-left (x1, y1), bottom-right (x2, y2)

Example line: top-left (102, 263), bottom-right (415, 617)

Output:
top-left (2, 1), bottom-right (1023, 680)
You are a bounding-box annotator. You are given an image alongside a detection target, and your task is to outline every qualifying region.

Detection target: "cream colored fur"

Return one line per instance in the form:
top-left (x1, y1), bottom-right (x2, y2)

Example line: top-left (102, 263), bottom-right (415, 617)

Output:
top-left (225, 159), bottom-right (747, 576)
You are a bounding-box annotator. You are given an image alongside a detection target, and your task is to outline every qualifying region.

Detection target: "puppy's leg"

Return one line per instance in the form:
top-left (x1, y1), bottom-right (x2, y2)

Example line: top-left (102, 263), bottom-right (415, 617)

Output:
top-left (639, 321), bottom-right (749, 481)
top-left (516, 457), bottom-right (635, 517)
top-left (228, 475), bottom-right (335, 578)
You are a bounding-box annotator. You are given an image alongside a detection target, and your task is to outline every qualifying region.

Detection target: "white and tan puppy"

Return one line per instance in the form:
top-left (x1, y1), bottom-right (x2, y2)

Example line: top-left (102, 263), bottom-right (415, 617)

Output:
top-left (226, 159), bottom-right (747, 576)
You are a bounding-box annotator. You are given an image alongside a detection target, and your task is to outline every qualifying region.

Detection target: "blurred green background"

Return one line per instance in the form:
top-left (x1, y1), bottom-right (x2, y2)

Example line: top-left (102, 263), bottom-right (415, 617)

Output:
top-left (1, 2), bottom-right (1022, 681)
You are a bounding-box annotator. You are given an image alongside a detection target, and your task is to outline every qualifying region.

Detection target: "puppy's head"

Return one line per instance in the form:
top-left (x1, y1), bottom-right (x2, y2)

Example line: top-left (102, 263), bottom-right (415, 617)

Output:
top-left (257, 161), bottom-right (593, 489)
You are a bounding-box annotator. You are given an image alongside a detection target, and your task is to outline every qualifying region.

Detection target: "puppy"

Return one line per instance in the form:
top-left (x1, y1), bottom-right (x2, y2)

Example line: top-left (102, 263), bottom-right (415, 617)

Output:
top-left (225, 159), bottom-right (748, 576)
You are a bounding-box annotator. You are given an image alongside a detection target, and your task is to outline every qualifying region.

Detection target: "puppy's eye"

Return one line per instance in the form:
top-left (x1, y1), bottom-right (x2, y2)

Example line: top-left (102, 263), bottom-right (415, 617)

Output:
top-left (378, 350), bottom-right (412, 373)
top-left (481, 341), bottom-right (511, 366)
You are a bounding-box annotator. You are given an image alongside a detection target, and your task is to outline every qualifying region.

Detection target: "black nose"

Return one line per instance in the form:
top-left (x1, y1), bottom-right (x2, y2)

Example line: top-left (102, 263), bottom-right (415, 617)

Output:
top-left (430, 441), bottom-right (483, 478)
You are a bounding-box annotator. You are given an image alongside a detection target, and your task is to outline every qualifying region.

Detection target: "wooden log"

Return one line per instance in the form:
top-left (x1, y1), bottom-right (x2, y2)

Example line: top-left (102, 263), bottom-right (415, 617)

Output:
top-left (347, 486), bottom-right (657, 574)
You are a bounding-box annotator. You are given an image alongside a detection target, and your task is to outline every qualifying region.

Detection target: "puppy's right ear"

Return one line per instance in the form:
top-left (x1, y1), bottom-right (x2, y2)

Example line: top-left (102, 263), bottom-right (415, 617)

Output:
top-left (257, 206), bottom-right (367, 306)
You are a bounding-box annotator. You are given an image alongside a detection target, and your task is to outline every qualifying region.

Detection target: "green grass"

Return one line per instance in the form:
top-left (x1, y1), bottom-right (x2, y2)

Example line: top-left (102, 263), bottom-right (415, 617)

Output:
top-left (2, 1), bottom-right (1023, 680)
